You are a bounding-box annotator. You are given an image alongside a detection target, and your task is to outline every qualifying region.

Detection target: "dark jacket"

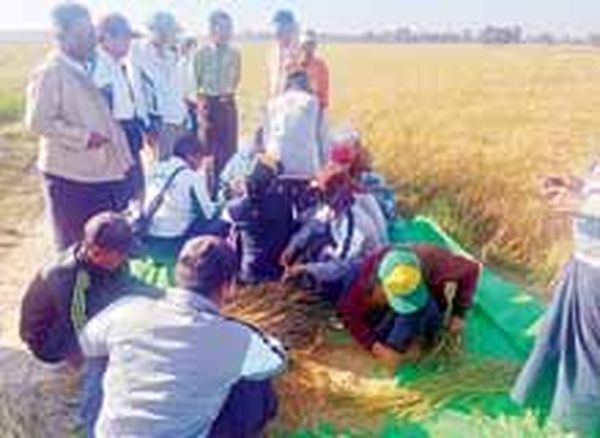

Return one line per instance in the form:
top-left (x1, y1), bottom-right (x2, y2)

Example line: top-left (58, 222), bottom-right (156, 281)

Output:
top-left (336, 244), bottom-right (481, 350)
top-left (227, 190), bottom-right (295, 284)
top-left (19, 245), bottom-right (160, 363)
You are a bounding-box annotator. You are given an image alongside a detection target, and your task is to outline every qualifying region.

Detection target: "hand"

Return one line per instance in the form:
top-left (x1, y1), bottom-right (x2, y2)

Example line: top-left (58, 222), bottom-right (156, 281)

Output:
top-left (87, 132), bottom-right (109, 149)
top-left (282, 264), bottom-right (316, 290)
top-left (280, 249), bottom-right (295, 269)
top-left (447, 316), bottom-right (465, 335)
top-left (371, 342), bottom-right (402, 372)
top-left (546, 189), bottom-right (583, 214)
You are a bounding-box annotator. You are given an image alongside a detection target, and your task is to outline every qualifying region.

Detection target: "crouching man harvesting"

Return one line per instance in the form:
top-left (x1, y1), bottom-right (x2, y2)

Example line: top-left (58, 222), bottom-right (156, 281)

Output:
top-left (286, 244), bottom-right (480, 372)
top-left (80, 236), bottom-right (286, 437)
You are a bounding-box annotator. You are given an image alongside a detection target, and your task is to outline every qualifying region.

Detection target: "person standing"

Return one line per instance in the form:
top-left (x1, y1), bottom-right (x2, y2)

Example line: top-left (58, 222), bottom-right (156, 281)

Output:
top-left (80, 236), bottom-right (286, 437)
top-left (25, 2), bottom-right (133, 251)
top-left (265, 71), bottom-right (326, 177)
top-left (194, 10), bottom-right (241, 190)
top-left (511, 171), bottom-right (600, 436)
top-left (269, 9), bottom-right (300, 97)
top-left (299, 29), bottom-right (330, 111)
top-left (133, 11), bottom-right (187, 160)
top-left (93, 13), bottom-right (147, 205)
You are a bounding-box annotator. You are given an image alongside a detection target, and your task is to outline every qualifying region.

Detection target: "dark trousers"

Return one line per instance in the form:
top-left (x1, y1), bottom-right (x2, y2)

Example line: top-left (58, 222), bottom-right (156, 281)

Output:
top-left (209, 380), bottom-right (278, 438)
top-left (120, 119), bottom-right (145, 204)
top-left (42, 174), bottom-right (129, 251)
top-left (205, 96), bottom-right (238, 183)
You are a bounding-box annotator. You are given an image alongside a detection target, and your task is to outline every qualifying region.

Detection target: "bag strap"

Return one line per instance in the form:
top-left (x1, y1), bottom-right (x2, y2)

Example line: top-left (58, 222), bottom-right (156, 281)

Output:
top-left (144, 166), bottom-right (187, 222)
top-left (70, 268), bottom-right (91, 332)
top-left (340, 209), bottom-right (355, 260)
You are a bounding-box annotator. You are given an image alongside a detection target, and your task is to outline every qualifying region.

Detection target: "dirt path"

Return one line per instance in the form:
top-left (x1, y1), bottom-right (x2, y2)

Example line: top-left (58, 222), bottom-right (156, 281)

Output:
top-left (0, 215), bottom-right (80, 438)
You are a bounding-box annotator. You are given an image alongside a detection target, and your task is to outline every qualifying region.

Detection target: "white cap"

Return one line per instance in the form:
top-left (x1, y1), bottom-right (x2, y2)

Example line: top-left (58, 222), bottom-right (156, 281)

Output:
top-left (300, 29), bottom-right (318, 45)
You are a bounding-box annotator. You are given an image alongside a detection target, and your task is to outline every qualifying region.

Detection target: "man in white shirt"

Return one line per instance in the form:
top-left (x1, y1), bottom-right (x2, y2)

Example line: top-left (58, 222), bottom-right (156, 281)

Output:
top-left (80, 236), bottom-right (286, 437)
top-left (269, 9), bottom-right (300, 97)
top-left (265, 70), bottom-right (327, 177)
top-left (94, 13), bottom-right (147, 204)
top-left (144, 134), bottom-right (223, 256)
top-left (132, 12), bottom-right (188, 160)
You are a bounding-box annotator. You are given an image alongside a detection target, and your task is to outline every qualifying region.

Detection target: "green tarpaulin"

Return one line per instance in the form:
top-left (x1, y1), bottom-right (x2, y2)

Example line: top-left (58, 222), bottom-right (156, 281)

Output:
top-left (131, 217), bottom-right (564, 436)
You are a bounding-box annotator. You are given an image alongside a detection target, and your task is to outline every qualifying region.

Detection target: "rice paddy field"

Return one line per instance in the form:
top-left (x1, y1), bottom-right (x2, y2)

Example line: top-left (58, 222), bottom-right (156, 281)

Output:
top-left (1, 43), bottom-right (600, 284)
top-left (1, 41), bottom-right (600, 435)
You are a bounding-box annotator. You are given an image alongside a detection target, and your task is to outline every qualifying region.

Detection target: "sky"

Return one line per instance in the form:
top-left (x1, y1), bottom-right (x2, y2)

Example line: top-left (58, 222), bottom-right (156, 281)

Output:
top-left (2, 0), bottom-right (600, 36)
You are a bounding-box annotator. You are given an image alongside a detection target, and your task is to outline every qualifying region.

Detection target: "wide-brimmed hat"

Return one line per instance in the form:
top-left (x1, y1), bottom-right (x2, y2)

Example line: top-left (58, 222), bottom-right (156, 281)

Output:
top-left (377, 247), bottom-right (429, 315)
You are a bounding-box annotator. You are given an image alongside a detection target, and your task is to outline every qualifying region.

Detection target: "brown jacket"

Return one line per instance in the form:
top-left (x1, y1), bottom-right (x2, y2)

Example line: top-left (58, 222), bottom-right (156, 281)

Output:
top-left (25, 53), bottom-right (133, 183)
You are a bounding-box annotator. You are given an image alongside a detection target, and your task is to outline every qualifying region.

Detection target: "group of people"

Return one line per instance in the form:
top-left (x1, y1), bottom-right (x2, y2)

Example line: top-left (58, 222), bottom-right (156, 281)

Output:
top-left (16, 2), bottom-right (600, 437)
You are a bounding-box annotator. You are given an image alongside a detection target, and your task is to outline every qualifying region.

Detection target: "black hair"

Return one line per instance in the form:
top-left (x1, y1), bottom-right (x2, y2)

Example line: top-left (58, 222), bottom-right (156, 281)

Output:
top-left (51, 2), bottom-right (90, 34)
top-left (285, 70), bottom-right (311, 92)
top-left (173, 134), bottom-right (205, 160)
top-left (210, 10), bottom-right (232, 27)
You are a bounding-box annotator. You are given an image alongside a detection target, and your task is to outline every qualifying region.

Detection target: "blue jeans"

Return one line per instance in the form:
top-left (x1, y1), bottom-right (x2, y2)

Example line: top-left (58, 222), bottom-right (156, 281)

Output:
top-left (381, 298), bottom-right (443, 352)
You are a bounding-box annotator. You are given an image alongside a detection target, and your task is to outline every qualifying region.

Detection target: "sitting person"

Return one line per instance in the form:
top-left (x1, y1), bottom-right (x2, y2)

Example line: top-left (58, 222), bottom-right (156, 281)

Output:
top-left (218, 127), bottom-right (264, 203)
top-left (19, 212), bottom-right (161, 437)
top-left (143, 133), bottom-right (225, 257)
top-left (224, 155), bottom-right (295, 284)
top-left (265, 70), bottom-right (327, 177)
top-left (285, 244), bottom-right (480, 372)
top-left (329, 130), bottom-right (397, 223)
top-left (281, 166), bottom-right (386, 266)
top-left (20, 211), bottom-right (159, 365)
top-left (79, 236), bottom-right (286, 437)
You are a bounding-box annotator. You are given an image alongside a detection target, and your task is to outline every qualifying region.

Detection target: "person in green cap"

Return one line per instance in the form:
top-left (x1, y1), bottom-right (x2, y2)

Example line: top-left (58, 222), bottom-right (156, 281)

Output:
top-left (284, 244), bottom-right (480, 371)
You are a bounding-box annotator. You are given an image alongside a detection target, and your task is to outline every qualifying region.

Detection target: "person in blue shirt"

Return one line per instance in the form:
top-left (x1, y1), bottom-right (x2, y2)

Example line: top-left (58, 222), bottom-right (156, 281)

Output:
top-left (80, 236), bottom-right (286, 437)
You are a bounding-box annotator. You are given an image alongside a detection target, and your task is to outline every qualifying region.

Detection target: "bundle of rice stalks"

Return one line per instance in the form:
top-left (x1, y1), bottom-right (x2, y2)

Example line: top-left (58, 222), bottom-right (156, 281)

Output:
top-left (275, 352), bottom-right (428, 431)
top-left (222, 283), bottom-right (333, 350)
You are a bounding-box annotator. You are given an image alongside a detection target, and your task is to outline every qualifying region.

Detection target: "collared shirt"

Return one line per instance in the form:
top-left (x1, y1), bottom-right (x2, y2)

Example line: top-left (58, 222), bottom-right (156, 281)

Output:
top-left (194, 44), bottom-right (241, 97)
top-left (302, 56), bottom-right (330, 109)
top-left (265, 90), bottom-right (327, 177)
top-left (573, 176), bottom-right (600, 266)
top-left (80, 288), bottom-right (286, 437)
top-left (132, 41), bottom-right (187, 125)
top-left (58, 53), bottom-right (89, 75)
top-left (145, 156), bottom-right (216, 238)
top-left (269, 43), bottom-right (300, 97)
top-left (92, 49), bottom-right (144, 121)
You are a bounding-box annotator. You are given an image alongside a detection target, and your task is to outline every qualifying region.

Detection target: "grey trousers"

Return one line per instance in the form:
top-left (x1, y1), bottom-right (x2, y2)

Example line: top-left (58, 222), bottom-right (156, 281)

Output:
top-left (156, 123), bottom-right (187, 161)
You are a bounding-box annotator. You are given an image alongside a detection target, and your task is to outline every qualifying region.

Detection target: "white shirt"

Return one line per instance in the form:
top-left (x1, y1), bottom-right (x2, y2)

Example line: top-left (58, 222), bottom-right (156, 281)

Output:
top-left (269, 43), bottom-right (300, 97)
top-left (316, 202), bottom-right (386, 260)
top-left (80, 288), bottom-right (286, 438)
top-left (132, 41), bottom-right (187, 125)
top-left (145, 157), bottom-right (215, 238)
top-left (265, 90), bottom-right (326, 177)
top-left (92, 48), bottom-right (146, 122)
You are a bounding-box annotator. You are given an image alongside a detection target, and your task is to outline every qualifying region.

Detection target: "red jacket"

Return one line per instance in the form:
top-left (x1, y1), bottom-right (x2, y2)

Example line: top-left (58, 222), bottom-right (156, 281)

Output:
top-left (337, 245), bottom-right (481, 350)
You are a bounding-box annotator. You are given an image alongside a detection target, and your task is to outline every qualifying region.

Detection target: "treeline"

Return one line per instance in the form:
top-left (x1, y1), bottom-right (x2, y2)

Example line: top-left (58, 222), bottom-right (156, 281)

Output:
top-left (241, 26), bottom-right (600, 46)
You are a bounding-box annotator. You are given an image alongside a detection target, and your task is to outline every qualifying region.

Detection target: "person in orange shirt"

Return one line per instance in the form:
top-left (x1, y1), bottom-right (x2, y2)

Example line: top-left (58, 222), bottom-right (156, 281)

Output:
top-left (299, 30), bottom-right (330, 110)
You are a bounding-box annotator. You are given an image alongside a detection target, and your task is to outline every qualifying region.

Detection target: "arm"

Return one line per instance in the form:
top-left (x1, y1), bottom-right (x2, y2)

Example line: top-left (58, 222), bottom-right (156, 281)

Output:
top-left (337, 279), bottom-right (378, 351)
top-left (241, 330), bottom-right (287, 381)
top-left (232, 50), bottom-right (242, 91)
top-left (190, 170), bottom-right (217, 219)
top-left (25, 68), bottom-right (92, 150)
top-left (413, 244), bottom-right (480, 319)
top-left (78, 305), bottom-right (113, 358)
top-left (19, 271), bottom-right (77, 363)
top-left (319, 61), bottom-right (330, 109)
